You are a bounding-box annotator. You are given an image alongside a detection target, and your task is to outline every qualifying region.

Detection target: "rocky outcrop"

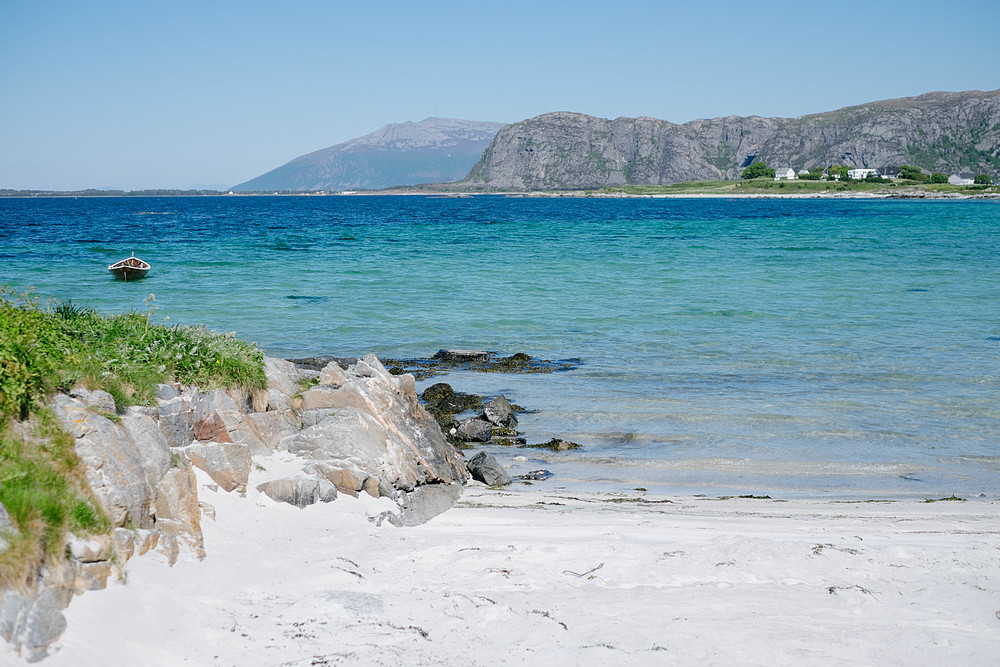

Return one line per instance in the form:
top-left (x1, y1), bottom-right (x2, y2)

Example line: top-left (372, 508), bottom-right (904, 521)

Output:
top-left (465, 89), bottom-right (1000, 189)
top-left (2, 353), bottom-right (469, 661)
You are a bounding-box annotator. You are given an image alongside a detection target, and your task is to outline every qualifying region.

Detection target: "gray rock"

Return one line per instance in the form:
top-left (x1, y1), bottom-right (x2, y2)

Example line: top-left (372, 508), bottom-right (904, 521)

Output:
top-left (155, 383), bottom-right (179, 401)
top-left (242, 410), bottom-right (301, 452)
top-left (53, 394), bottom-right (154, 528)
top-left (0, 588), bottom-right (67, 663)
top-left (467, 451), bottom-right (510, 486)
top-left (120, 407), bottom-right (173, 488)
top-left (483, 395), bottom-right (518, 428)
top-left (456, 417), bottom-right (493, 442)
top-left (158, 396), bottom-right (194, 448)
top-left (256, 478), bottom-right (337, 508)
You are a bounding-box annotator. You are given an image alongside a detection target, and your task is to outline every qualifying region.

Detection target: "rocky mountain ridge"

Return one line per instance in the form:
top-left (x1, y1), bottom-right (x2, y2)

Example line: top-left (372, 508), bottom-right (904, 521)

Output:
top-left (464, 90), bottom-right (1000, 190)
top-left (232, 117), bottom-right (505, 192)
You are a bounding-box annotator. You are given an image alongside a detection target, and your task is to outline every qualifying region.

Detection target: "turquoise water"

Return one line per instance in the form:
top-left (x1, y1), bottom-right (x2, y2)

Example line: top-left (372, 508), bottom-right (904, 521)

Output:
top-left (2, 195), bottom-right (999, 498)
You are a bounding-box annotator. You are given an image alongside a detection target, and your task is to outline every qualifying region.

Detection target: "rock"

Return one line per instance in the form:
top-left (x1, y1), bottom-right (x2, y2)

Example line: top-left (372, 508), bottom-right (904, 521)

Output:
top-left (0, 588), bottom-right (67, 662)
top-left (155, 383), bottom-right (179, 401)
top-left (421, 383), bottom-right (455, 403)
top-left (242, 410), bottom-right (301, 452)
top-left (120, 407), bottom-right (173, 488)
top-left (516, 469), bottom-right (553, 481)
top-left (77, 561), bottom-right (112, 591)
top-left (256, 478), bottom-right (337, 508)
top-left (432, 349), bottom-right (490, 363)
top-left (53, 395), bottom-right (154, 529)
top-left (264, 357), bottom-right (300, 397)
top-left (152, 467), bottom-right (205, 559)
top-left (483, 395), bottom-right (518, 428)
top-left (182, 442), bottom-right (251, 493)
top-left (66, 535), bottom-right (109, 563)
top-left (300, 384), bottom-right (367, 411)
top-left (456, 418), bottom-right (493, 442)
top-left (318, 361), bottom-right (348, 386)
top-left (467, 451), bottom-right (510, 486)
top-left (134, 530), bottom-right (159, 556)
top-left (158, 396), bottom-right (194, 449)
top-left (192, 412), bottom-right (232, 443)
top-left (282, 355), bottom-right (468, 492)
top-left (529, 438), bottom-right (582, 451)
top-left (112, 528), bottom-right (135, 561)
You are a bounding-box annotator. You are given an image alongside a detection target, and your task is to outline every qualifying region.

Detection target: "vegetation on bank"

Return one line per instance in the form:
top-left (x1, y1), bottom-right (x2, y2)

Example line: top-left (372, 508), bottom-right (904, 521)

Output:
top-left (0, 287), bottom-right (266, 589)
top-left (594, 178), bottom-right (999, 197)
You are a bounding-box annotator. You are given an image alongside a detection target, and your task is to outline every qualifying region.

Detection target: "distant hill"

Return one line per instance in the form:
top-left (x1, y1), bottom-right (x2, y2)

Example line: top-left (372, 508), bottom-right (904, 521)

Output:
top-left (232, 118), bottom-right (506, 192)
top-left (463, 90), bottom-right (1000, 190)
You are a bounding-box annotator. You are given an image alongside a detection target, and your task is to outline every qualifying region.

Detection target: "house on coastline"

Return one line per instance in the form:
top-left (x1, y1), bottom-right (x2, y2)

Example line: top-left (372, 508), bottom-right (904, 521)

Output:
top-left (847, 168), bottom-right (878, 180)
top-left (948, 173), bottom-right (976, 185)
top-left (773, 168), bottom-right (797, 181)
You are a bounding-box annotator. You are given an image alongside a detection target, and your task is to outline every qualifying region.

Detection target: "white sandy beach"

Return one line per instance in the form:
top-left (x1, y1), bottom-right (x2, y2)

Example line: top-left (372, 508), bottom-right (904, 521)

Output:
top-left (15, 455), bottom-right (1000, 666)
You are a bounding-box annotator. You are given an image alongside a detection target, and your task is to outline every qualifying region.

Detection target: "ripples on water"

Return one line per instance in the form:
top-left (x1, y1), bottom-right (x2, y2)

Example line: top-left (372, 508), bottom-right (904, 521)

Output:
top-left (2, 195), bottom-right (998, 498)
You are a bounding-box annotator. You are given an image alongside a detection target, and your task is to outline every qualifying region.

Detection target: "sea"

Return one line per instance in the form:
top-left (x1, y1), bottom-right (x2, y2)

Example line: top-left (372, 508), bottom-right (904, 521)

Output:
top-left (2, 195), bottom-right (998, 499)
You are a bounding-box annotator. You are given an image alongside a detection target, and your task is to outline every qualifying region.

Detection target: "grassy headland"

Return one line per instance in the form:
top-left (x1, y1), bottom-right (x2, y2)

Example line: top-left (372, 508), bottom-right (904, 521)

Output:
top-left (0, 287), bottom-right (266, 588)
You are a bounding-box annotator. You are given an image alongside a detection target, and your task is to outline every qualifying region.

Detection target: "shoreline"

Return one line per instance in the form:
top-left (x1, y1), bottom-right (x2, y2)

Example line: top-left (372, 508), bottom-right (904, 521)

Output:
top-left (30, 467), bottom-right (1000, 666)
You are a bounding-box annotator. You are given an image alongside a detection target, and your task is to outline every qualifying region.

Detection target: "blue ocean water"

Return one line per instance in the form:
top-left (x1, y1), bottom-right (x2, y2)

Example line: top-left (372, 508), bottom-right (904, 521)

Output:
top-left (2, 195), bottom-right (998, 498)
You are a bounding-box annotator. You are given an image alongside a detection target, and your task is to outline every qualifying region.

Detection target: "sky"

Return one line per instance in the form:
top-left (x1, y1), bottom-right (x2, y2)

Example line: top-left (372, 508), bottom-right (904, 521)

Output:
top-left (1, 1), bottom-right (998, 191)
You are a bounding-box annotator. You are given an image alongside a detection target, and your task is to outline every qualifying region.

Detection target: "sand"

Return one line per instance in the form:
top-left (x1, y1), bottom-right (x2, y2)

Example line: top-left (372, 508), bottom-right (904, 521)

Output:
top-left (13, 455), bottom-right (999, 666)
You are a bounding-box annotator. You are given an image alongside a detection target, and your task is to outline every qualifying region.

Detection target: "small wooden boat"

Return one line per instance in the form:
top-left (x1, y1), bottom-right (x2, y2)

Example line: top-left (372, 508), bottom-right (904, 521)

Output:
top-left (108, 252), bottom-right (151, 280)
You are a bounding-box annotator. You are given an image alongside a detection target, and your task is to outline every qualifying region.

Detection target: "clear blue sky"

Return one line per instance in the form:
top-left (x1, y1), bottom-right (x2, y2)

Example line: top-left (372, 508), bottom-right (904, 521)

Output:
top-left (2, 0), bottom-right (997, 190)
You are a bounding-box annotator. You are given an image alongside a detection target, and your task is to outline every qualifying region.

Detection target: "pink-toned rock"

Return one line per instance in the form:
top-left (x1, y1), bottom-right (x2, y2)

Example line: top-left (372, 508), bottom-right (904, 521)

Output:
top-left (192, 412), bottom-right (232, 442)
top-left (182, 442), bottom-right (251, 493)
top-left (153, 468), bottom-right (205, 559)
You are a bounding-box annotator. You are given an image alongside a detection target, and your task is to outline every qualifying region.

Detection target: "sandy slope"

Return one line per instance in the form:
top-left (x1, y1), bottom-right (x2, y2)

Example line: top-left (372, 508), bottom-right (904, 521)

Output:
top-left (17, 456), bottom-right (1000, 666)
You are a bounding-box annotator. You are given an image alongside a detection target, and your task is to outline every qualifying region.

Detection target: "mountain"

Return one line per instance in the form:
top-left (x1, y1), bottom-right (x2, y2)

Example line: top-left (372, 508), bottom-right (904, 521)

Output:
top-left (463, 90), bottom-right (1000, 190)
top-left (232, 118), bottom-right (506, 192)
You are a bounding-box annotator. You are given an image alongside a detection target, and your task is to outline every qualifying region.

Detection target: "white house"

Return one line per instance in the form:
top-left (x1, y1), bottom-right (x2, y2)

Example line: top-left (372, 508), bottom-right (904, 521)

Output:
top-left (847, 168), bottom-right (878, 180)
top-left (948, 173), bottom-right (975, 186)
top-left (773, 168), bottom-right (797, 181)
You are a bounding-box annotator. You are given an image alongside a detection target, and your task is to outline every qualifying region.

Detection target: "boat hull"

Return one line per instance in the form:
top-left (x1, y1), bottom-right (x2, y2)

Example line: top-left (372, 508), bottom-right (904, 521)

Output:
top-left (108, 254), bottom-right (151, 281)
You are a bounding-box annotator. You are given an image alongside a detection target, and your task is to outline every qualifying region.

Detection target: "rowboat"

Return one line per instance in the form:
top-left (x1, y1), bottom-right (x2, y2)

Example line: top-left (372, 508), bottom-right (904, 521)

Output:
top-left (108, 252), bottom-right (151, 280)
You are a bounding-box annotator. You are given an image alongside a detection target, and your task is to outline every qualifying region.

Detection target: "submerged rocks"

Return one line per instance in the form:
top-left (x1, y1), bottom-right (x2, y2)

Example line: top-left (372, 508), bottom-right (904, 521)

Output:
top-left (483, 395), bottom-right (518, 429)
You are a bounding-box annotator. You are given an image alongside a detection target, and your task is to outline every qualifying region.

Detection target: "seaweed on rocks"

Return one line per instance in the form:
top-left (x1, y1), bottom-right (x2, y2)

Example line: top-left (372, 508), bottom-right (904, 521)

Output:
top-left (381, 350), bottom-right (580, 381)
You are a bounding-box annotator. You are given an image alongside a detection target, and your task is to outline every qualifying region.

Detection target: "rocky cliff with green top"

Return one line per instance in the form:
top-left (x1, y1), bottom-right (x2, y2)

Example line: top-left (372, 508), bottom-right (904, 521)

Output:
top-left (463, 90), bottom-right (1000, 190)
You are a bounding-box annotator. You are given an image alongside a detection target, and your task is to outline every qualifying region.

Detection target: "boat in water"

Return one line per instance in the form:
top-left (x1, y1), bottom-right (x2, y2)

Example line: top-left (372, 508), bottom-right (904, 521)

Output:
top-left (108, 252), bottom-right (151, 280)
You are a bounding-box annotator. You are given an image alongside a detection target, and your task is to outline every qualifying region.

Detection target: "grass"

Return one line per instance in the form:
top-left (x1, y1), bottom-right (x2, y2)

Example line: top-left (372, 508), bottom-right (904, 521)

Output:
top-left (0, 286), bottom-right (267, 589)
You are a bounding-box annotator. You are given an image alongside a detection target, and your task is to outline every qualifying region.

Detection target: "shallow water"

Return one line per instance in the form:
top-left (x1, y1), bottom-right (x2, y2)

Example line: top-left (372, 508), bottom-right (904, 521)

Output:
top-left (2, 195), bottom-right (998, 498)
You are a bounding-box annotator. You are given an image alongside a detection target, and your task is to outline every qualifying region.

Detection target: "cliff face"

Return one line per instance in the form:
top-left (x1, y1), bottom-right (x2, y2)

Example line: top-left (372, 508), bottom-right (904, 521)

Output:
top-left (232, 117), bottom-right (505, 192)
top-left (465, 90), bottom-right (1000, 189)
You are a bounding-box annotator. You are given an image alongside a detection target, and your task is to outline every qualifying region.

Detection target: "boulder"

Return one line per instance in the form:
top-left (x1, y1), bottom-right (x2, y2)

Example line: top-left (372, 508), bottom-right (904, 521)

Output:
top-left (467, 451), bottom-right (510, 486)
top-left (456, 418), bottom-right (493, 442)
top-left (256, 478), bottom-right (338, 508)
top-left (282, 355), bottom-right (468, 492)
top-left (53, 395), bottom-right (154, 529)
top-left (182, 442), bottom-right (251, 493)
top-left (378, 482), bottom-right (466, 527)
top-left (242, 410), bottom-right (300, 452)
top-left (318, 360), bottom-right (348, 386)
top-left (483, 395), bottom-right (518, 428)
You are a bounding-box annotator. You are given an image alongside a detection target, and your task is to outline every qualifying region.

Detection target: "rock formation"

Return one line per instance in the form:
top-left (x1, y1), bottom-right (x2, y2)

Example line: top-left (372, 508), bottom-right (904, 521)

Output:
top-left (0, 354), bottom-right (468, 661)
top-left (464, 90), bottom-right (1000, 189)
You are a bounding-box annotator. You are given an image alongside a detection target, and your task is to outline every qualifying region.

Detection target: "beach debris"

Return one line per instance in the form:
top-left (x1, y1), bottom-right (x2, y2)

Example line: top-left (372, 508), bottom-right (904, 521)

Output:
top-left (827, 585), bottom-right (878, 599)
top-left (562, 562), bottom-right (604, 579)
